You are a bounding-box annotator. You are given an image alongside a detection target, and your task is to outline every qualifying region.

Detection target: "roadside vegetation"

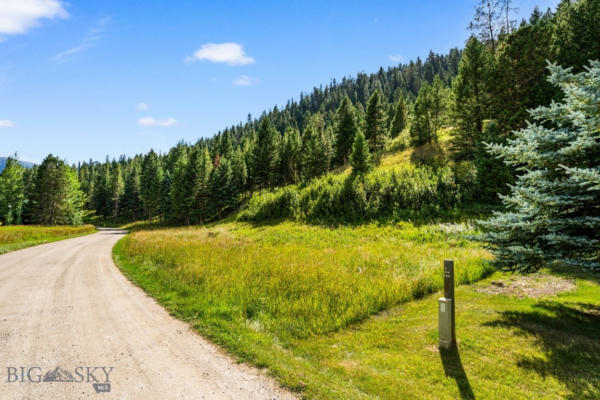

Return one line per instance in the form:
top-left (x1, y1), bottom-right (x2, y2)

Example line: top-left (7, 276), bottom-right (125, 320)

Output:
top-left (114, 223), bottom-right (599, 399)
top-left (0, 225), bottom-right (96, 254)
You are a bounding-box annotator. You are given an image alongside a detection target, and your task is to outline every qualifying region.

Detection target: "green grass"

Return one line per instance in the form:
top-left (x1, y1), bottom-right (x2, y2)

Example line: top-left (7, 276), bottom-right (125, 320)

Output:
top-left (113, 221), bottom-right (600, 399)
top-left (0, 224), bottom-right (97, 254)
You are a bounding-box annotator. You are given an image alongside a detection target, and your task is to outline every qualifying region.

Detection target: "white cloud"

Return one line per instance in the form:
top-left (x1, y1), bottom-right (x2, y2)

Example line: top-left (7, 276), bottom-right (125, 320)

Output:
top-left (0, 119), bottom-right (15, 128)
top-left (138, 117), bottom-right (177, 127)
top-left (185, 42), bottom-right (254, 66)
top-left (0, 0), bottom-right (68, 36)
top-left (136, 102), bottom-right (149, 111)
top-left (389, 54), bottom-right (403, 63)
top-left (232, 74), bottom-right (258, 86)
top-left (53, 16), bottom-right (110, 62)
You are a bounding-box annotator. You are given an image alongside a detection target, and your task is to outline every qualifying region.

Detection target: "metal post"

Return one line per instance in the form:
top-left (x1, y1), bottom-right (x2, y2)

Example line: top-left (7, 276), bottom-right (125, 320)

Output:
top-left (439, 259), bottom-right (456, 349)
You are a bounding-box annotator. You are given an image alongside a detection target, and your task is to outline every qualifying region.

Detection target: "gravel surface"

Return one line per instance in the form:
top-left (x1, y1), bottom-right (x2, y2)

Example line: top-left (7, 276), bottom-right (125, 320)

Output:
top-left (0, 228), bottom-right (296, 400)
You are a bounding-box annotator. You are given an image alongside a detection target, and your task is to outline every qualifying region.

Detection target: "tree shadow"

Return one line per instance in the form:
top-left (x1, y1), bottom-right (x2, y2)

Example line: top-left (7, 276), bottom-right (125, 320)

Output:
top-left (440, 345), bottom-right (476, 400)
top-left (484, 301), bottom-right (600, 399)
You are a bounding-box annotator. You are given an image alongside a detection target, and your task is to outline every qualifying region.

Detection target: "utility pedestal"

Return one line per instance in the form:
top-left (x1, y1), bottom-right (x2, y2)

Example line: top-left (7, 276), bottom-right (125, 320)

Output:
top-left (438, 259), bottom-right (456, 349)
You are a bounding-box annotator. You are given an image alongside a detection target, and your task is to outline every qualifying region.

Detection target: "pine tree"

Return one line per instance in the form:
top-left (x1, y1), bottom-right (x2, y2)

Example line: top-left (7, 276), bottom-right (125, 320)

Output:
top-left (122, 162), bottom-right (142, 220)
top-left (208, 157), bottom-right (233, 220)
top-left (252, 118), bottom-right (279, 189)
top-left (193, 148), bottom-right (212, 223)
top-left (473, 120), bottom-right (513, 202)
top-left (349, 130), bottom-right (371, 174)
top-left (140, 150), bottom-right (162, 220)
top-left (389, 97), bottom-right (407, 138)
top-left (30, 154), bottom-right (84, 225)
top-left (159, 170), bottom-right (172, 223)
top-left (410, 82), bottom-right (432, 145)
top-left (301, 114), bottom-right (331, 180)
top-left (479, 61), bottom-right (600, 271)
top-left (109, 162), bottom-right (124, 219)
top-left (429, 75), bottom-right (448, 138)
top-left (20, 166), bottom-right (37, 224)
top-left (451, 36), bottom-right (492, 160)
top-left (0, 156), bottom-right (25, 224)
top-left (490, 13), bottom-right (556, 135)
top-left (219, 131), bottom-right (234, 159)
top-left (230, 150), bottom-right (248, 204)
top-left (551, 0), bottom-right (600, 71)
top-left (364, 90), bottom-right (388, 154)
top-left (334, 96), bottom-right (359, 164)
top-left (92, 162), bottom-right (111, 217)
top-left (279, 127), bottom-right (301, 184)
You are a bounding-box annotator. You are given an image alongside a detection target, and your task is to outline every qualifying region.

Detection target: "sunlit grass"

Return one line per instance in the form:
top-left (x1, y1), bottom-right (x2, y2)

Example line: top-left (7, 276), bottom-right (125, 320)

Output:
top-left (116, 221), bottom-right (490, 339)
top-left (114, 221), bottom-right (600, 398)
top-left (0, 225), bottom-right (96, 254)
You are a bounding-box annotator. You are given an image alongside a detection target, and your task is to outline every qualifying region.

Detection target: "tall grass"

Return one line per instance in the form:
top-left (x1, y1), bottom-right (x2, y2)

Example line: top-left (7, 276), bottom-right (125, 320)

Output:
top-left (116, 222), bottom-right (490, 341)
top-left (0, 225), bottom-right (96, 254)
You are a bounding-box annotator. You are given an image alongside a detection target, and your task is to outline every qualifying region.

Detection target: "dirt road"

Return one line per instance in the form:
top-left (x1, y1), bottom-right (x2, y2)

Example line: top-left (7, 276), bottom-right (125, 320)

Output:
top-left (0, 228), bottom-right (296, 399)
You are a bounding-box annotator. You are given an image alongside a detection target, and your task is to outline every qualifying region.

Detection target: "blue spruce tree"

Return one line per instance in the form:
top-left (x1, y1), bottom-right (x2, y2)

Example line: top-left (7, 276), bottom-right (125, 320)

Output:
top-left (479, 61), bottom-right (600, 271)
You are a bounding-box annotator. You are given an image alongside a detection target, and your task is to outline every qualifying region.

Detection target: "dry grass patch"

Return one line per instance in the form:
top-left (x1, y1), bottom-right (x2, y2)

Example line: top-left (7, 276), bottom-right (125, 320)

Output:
top-left (477, 274), bottom-right (576, 298)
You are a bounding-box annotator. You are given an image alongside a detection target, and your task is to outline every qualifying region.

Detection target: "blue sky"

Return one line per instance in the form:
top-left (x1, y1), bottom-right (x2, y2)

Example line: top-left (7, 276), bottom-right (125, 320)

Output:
top-left (0, 0), bottom-right (559, 164)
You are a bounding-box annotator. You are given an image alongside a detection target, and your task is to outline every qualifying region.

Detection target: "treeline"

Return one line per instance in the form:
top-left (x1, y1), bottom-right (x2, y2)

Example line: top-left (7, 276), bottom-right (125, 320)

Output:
top-left (1, 0), bottom-right (597, 228)
top-left (0, 155), bottom-right (84, 225)
top-left (69, 0), bottom-right (600, 225)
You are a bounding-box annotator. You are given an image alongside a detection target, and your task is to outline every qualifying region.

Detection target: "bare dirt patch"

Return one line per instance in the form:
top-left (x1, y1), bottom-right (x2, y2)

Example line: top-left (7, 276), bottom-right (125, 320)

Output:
top-left (478, 274), bottom-right (576, 298)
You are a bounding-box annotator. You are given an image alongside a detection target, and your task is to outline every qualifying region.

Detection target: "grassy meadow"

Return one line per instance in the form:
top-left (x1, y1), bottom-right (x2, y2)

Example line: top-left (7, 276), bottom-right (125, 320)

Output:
top-left (0, 224), bottom-right (96, 254)
top-left (114, 222), bottom-right (600, 399)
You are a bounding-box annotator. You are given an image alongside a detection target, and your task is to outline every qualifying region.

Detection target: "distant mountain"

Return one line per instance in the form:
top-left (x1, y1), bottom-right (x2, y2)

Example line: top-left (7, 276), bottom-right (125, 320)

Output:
top-left (0, 157), bottom-right (35, 173)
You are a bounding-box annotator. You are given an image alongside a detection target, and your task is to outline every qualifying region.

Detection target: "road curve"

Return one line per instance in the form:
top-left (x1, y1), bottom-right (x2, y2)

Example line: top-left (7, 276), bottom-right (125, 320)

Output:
top-left (0, 228), bottom-right (296, 400)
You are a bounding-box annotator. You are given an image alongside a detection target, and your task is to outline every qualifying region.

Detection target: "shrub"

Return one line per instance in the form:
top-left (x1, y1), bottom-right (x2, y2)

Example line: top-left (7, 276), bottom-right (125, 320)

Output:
top-left (239, 164), bottom-right (462, 223)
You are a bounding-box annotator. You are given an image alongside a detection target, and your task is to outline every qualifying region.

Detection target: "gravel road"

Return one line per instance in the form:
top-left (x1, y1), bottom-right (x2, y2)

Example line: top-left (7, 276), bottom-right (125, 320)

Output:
top-left (0, 228), bottom-right (296, 400)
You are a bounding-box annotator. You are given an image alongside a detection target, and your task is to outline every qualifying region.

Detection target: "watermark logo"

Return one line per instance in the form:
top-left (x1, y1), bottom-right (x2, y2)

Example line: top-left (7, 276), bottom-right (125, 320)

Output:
top-left (6, 366), bottom-right (114, 393)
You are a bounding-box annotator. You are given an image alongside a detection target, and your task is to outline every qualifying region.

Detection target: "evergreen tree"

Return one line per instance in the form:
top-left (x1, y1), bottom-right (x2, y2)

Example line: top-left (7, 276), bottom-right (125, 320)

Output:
top-left (364, 90), bottom-right (388, 154)
top-left (451, 36), bottom-right (492, 160)
top-left (122, 162), bottom-right (142, 220)
top-left (389, 97), bottom-right (407, 138)
top-left (193, 148), bottom-right (213, 223)
top-left (301, 114), bottom-right (331, 180)
top-left (21, 166), bottom-right (38, 224)
top-left (252, 118), bottom-right (279, 189)
top-left (30, 154), bottom-right (84, 225)
top-left (334, 96), bottom-right (359, 164)
top-left (410, 82), bottom-right (433, 145)
top-left (170, 155), bottom-right (191, 224)
top-left (349, 130), bottom-right (371, 174)
top-left (92, 162), bottom-right (111, 217)
top-left (219, 131), bottom-right (234, 159)
top-left (159, 170), bottom-right (172, 223)
top-left (279, 127), bottom-right (301, 184)
top-left (230, 149), bottom-right (248, 204)
top-left (140, 150), bottom-right (162, 220)
top-left (479, 61), bottom-right (600, 271)
top-left (491, 14), bottom-right (556, 134)
top-left (429, 75), bottom-right (449, 139)
top-left (551, 0), bottom-right (600, 71)
top-left (0, 156), bottom-right (25, 224)
top-left (208, 157), bottom-right (233, 220)
top-left (109, 162), bottom-right (124, 219)
top-left (473, 120), bottom-right (513, 202)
